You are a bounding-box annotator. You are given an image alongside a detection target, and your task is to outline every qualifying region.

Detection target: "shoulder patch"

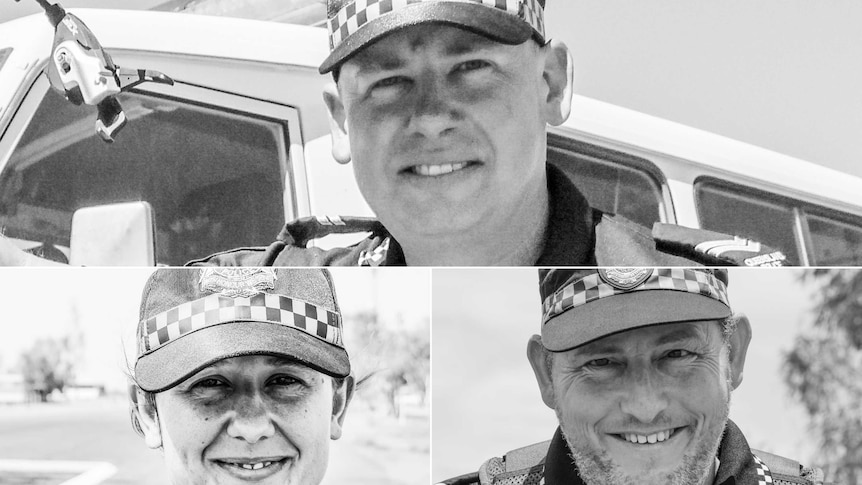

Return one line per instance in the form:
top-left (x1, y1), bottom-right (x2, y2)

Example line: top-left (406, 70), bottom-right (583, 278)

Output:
top-left (652, 223), bottom-right (794, 266)
top-left (277, 215), bottom-right (387, 247)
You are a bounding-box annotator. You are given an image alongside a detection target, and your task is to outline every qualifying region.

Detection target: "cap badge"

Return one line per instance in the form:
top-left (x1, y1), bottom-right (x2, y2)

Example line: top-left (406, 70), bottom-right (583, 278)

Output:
top-left (598, 268), bottom-right (653, 290)
top-left (199, 268), bottom-right (277, 298)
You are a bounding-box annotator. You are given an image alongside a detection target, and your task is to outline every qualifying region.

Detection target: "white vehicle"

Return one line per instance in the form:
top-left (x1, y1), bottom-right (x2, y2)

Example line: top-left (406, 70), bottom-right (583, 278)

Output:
top-left (1, 9), bottom-right (861, 265)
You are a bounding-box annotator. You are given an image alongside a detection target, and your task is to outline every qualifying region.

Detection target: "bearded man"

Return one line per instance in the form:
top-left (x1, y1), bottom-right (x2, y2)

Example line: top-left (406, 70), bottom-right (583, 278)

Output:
top-left (440, 268), bottom-right (828, 485)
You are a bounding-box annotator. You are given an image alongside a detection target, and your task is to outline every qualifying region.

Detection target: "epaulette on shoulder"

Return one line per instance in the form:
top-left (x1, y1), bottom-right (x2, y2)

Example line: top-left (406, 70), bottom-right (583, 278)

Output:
top-left (477, 441), bottom-right (549, 485)
top-left (277, 215), bottom-right (387, 247)
top-left (652, 223), bottom-right (794, 267)
top-left (752, 448), bottom-right (829, 485)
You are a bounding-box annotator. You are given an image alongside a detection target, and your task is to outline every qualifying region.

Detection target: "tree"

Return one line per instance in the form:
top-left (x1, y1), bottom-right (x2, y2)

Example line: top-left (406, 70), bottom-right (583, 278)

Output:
top-left (19, 337), bottom-right (75, 402)
top-left (783, 269), bottom-right (862, 485)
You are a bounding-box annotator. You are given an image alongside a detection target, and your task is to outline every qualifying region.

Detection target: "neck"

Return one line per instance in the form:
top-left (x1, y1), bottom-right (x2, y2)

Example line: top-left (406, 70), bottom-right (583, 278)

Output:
top-left (399, 183), bottom-right (550, 266)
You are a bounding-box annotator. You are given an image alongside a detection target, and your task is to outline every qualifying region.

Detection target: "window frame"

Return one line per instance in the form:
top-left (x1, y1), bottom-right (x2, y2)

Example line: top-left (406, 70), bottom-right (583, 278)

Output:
top-left (694, 176), bottom-right (862, 266)
top-left (0, 71), bottom-right (305, 263)
top-left (546, 131), bottom-right (675, 226)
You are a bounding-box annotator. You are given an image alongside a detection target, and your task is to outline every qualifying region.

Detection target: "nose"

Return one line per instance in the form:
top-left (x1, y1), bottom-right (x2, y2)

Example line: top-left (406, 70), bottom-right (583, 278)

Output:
top-left (618, 366), bottom-right (669, 424)
top-left (406, 77), bottom-right (460, 139)
top-left (226, 395), bottom-right (276, 444)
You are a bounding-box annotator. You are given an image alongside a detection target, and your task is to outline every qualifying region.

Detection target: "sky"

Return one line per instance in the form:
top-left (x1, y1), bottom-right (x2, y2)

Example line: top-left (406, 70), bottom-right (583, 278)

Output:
top-left (431, 268), bottom-right (835, 481)
top-left (2, 1), bottom-right (859, 177)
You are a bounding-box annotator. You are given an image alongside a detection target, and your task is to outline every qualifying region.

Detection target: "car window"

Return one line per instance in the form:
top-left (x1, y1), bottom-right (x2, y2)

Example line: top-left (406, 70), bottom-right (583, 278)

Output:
top-left (804, 212), bottom-right (862, 265)
top-left (0, 87), bottom-right (288, 265)
top-left (547, 134), bottom-right (666, 228)
top-left (694, 177), bottom-right (862, 266)
top-left (694, 181), bottom-right (800, 262)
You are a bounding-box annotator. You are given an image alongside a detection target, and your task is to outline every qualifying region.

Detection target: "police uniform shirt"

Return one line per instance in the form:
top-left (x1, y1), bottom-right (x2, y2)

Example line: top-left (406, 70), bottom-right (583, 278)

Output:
top-left (442, 420), bottom-right (821, 485)
top-left (188, 165), bottom-right (790, 267)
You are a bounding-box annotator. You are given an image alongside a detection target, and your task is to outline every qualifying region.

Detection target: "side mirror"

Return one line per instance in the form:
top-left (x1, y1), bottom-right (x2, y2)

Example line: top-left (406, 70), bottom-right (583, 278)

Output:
top-left (70, 201), bottom-right (155, 266)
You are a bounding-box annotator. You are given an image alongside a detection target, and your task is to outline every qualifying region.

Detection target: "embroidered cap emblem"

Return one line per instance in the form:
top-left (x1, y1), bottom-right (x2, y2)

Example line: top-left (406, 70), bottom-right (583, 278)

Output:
top-left (598, 268), bottom-right (653, 290)
top-left (199, 268), bottom-right (277, 298)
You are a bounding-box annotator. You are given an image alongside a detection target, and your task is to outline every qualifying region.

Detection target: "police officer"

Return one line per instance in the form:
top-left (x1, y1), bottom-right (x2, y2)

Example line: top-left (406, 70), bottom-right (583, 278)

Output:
top-left (189, 0), bottom-right (789, 267)
top-left (128, 267), bottom-right (354, 485)
top-left (0, 0), bottom-right (790, 267)
top-left (439, 268), bottom-right (827, 485)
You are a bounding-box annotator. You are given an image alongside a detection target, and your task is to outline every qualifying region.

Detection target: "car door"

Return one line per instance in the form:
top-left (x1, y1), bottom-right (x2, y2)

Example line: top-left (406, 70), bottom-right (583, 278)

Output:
top-left (0, 63), bottom-right (304, 265)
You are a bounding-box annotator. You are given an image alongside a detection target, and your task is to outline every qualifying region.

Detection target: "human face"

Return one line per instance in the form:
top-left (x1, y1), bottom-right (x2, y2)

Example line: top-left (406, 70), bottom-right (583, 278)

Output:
top-left (329, 25), bottom-right (555, 239)
top-left (547, 322), bottom-right (731, 485)
top-left (151, 355), bottom-right (345, 485)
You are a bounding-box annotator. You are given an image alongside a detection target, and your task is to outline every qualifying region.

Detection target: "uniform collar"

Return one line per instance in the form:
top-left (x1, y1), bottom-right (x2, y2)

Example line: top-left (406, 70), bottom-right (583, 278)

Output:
top-left (543, 420), bottom-right (761, 485)
top-left (535, 164), bottom-right (597, 266)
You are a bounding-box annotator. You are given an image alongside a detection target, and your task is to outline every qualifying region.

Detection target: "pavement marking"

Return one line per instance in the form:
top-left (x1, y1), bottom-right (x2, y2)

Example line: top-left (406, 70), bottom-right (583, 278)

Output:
top-left (0, 459), bottom-right (118, 485)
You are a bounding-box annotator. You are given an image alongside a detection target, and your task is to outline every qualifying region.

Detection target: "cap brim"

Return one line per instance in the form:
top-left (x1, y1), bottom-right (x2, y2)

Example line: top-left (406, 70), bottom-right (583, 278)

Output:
top-left (542, 290), bottom-right (731, 352)
top-left (135, 321), bottom-right (350, 392)
top-left (320, 2), bottom-right (536, 74)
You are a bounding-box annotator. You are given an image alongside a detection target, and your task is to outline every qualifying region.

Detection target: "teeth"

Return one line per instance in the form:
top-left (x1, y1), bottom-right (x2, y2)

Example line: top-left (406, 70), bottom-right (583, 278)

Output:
top-left (620, 428), bottom-right (675, 445)
top-left (234, 461), bottom-right (273, 470)
top-left (413, 162), bottom-right (468, 176)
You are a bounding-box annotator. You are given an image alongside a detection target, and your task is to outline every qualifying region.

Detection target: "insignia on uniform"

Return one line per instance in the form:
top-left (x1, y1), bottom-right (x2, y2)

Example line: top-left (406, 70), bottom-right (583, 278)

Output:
top-left (598, 268), bottom-right (653, 290)
top-left (199, 268), bottom-right (277, 298)
top-left (358, 237), bottom-right (390, 267)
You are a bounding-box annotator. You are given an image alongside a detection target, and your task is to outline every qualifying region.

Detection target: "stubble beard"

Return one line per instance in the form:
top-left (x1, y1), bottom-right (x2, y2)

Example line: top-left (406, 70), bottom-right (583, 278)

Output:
top-left (554, 398), bottom-right (730, 485)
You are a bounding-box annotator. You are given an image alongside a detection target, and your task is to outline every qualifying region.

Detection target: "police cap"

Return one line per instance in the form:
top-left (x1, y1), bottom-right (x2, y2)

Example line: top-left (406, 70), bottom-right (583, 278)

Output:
top-left (538, 268), bottom-right (731, 352)
top-left (134, 268), bottom-right (350, 392)
top-left (320, 0), bottom-right (548, 74)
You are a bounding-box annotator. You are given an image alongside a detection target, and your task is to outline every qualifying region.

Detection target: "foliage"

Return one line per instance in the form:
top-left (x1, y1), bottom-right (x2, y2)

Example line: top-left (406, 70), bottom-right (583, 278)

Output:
top-left (344, 310), bottom-right (430, 417)
top-left (18, 337), bottom-right (75, 402)
top-left (783, 269), bottom-right (862, 484)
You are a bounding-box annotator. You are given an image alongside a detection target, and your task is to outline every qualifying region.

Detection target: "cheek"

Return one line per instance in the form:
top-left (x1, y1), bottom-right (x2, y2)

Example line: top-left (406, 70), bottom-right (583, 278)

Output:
top-left (554, 378), bottom-right (611, 440)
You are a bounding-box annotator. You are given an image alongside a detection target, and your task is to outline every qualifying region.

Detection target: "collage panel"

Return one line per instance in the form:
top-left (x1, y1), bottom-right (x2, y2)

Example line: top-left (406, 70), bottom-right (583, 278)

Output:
top-left (0, 267), bottom-right (430, 485)
top-left (433, 267), bottom-right (860, 485)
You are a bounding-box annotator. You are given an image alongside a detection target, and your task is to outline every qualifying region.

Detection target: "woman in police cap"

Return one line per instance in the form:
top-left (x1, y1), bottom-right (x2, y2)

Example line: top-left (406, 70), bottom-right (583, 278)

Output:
top-left (128, 267), bottom-right (354, 485)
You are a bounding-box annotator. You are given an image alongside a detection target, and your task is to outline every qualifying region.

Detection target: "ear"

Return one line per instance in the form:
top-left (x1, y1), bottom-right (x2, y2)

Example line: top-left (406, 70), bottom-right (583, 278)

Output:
top-left (727, 315), bottom-right (752, 390)
top-left (132, 387), bottom-right (163, 449)
top-left (330, 375), bottom-right (355, 440)
top-left (540, 39), bottom-right (574, 126)
top-left (527, 335), bottom-right (556, 410)
top-left (322, 83), bottom-right (352, 165)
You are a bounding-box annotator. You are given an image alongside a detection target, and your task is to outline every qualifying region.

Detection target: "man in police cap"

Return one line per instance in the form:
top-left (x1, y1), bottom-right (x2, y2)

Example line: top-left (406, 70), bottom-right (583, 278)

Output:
top-left (441, 268), bottom-right (826, 485)
top-left (190, 0), bottom-right (789, 267)
top-left (129, 267), bottom-right (354, 484)
top-left (0, 0), bottom-right (789, 267)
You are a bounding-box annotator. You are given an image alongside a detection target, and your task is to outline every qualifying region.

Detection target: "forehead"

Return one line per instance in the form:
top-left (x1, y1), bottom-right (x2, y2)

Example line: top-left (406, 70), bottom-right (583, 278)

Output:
top-left (346, 24), bottom-right (515, 72)
top-left (569, 321), bottom-right (721, 356)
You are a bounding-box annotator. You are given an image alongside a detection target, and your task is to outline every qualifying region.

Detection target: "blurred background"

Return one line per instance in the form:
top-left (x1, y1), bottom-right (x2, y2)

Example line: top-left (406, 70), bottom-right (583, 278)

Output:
top-left (0, 267), bottom-right (430, 485)
top-left (432, 268), bottom-right (862, 485)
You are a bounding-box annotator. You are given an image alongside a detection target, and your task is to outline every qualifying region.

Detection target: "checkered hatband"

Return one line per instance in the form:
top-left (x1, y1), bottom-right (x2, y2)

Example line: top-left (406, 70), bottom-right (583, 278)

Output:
top-left (140, 293), bottom-right (343, 353)
top-left (541, 269), bottom-right (730, 324)
top-left (328, 0), bottom-right (546, 50)
top-left (752, 453), bottom-right (774, 485)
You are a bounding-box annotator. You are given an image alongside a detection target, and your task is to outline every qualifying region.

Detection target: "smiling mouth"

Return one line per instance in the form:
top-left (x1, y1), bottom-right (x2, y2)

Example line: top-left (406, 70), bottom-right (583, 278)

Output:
top-left (215, 457), bottom-right (289, 473)
top-left (224, 460), bottom-right (278, 470)
top-left (616, 427), bottom-right (681, 445)
top-left (406, 161), bottom-right (478, 177)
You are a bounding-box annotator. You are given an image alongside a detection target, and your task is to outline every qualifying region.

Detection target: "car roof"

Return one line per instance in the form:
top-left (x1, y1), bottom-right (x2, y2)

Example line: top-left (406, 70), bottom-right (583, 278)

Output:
top-left (560, 94), bottom-right (862, 212)
top-left (0, 8), bottom-right (329, 68)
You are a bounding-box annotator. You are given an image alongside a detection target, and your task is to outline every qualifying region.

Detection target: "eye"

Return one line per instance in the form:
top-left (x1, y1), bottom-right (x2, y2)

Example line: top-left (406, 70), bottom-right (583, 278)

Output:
top-left (666, 349), bottom-right (694, 359)
top-left (372, 75), bottom-right (411, 90)
top-left (194, 376), bottom-right (228, 388)
top-left (268, 375), bottom-right (301, 387)
top-left (454, 59), bottom-right (491, 72)
top-left (586, 358), bottom-right (612, 367)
